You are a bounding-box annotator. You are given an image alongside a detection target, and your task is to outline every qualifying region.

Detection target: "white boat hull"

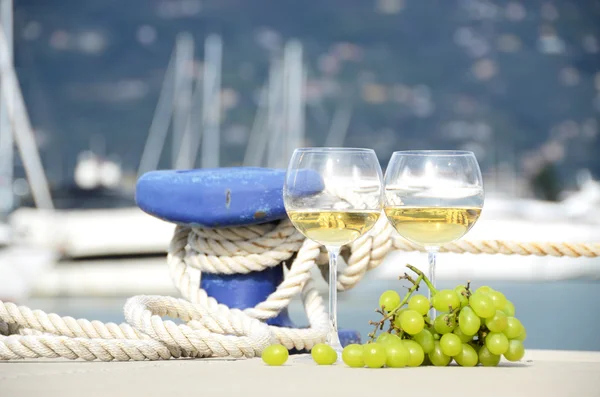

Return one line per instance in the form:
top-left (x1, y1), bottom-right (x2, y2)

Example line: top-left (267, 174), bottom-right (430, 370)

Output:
top-left (0, 245), bottom-right (58, 301)
top-left (0, 222), bottom-right (10, 246)
top-left (30, 257), bottom-right (177, 297)
top-left (9, 207), bottom-right (174, 258)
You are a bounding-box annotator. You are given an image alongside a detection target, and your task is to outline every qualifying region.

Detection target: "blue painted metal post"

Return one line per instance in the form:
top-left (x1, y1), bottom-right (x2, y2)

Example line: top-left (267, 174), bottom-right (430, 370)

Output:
top-left (201, 264), bottom-right (294, 327)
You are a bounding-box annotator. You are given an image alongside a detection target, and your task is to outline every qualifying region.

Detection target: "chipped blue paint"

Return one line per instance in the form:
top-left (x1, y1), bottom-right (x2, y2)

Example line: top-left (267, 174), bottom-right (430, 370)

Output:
top-left (135, 167), bottom-right (323, 228)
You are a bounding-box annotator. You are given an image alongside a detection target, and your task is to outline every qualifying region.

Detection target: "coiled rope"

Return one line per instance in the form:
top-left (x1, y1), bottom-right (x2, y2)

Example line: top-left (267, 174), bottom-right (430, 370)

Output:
top-left (1, 218), bottom-right (599, 361)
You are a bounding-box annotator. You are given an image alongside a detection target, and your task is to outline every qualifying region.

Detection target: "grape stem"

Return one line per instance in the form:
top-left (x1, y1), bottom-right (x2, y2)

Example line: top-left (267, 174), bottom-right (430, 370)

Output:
top-left (406, 264), bottom-right (438, 295)
top-left (477, 329), bottom-right (489, 346)
top-left (368, 264), bottom-right (434, 341)
top-left (462, 281), bottom-right (472, 300)
top-left (444, 307), bottom-right (461, 327)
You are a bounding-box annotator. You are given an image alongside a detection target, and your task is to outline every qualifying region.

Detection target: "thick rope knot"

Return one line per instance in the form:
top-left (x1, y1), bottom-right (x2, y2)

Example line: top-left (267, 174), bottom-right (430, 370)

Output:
top-left (1, 215), bottom-right (599, 361)
top-left (185, 220), bottom-right (304, 274)
top-left (168, 222), bottom-right (329, 350)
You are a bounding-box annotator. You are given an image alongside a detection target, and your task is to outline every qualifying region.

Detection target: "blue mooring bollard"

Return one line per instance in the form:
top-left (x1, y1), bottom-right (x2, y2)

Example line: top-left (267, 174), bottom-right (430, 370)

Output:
top-left (201, 265), bottom-right (295, 328)
top-left (136, 167), bottom-right (362, 351)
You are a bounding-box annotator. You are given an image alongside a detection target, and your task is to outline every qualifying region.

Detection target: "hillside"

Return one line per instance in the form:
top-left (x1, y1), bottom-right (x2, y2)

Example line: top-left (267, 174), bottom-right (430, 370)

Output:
top-left (12, 0), bottom-right (600, 195)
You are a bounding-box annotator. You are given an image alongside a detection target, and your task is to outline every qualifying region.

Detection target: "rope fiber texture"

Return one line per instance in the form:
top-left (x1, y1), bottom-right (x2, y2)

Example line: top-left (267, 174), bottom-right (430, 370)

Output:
top-left (1, 218), bottom-right (599, 361)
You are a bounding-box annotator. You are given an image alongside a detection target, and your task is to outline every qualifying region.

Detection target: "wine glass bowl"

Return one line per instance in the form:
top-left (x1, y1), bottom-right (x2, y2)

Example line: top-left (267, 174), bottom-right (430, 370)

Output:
top-left (284, 147), bottom-right (384, 351)
top-left (284, 148), bottom-right (384, 248)
top-left (384, 150), bottom-right (484, 245)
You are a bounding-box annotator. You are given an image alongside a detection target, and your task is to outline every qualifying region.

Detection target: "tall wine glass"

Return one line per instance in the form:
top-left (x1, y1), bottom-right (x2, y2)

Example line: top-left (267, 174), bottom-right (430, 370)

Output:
top-left (284, 148), bottom-right (383, 352)
top-left (383, 151), bottom-right (484, 317)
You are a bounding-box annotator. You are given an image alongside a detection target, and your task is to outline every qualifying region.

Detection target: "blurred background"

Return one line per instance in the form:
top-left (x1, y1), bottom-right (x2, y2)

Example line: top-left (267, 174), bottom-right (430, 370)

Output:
top-left (1, 0), bottom-right (599, 351)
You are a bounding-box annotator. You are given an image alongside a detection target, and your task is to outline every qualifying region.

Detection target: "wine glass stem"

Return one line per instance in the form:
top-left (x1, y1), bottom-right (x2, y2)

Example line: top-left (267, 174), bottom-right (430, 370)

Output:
top-left (326, 245), bottom-right (343, 352)
top-left (427, 247), bottom-right (439, 320)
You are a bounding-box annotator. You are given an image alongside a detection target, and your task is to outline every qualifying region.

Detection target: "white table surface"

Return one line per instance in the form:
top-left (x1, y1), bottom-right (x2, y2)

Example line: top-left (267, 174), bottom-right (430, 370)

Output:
top-left (1, 349), bottom-right (599, 397)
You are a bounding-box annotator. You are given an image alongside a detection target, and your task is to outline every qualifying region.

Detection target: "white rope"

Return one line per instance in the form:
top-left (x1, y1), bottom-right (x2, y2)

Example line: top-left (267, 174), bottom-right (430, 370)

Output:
top-left (1, 218), bottom-right (599, 361)
top-left (0, 220), bottom-right (329, 360)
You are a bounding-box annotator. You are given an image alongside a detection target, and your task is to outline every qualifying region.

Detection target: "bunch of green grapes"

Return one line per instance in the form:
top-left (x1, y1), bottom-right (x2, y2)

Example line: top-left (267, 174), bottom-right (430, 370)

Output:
top-left (341, 283), bottom-right (527, 368)
top-left (261, 266), bottom-right (527, 368)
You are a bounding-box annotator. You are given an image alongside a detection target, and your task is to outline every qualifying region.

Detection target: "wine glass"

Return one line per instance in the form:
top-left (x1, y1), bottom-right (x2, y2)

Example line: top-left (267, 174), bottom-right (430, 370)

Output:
top-left (383, 150), bottom-right (484, 317)
top-left (284, 148), bottom-right (383, 352)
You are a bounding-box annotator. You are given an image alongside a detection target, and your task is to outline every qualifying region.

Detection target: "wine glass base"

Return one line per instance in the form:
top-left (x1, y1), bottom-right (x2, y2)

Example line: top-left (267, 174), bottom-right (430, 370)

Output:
top-left (327, 338), bottom-right (344, 353)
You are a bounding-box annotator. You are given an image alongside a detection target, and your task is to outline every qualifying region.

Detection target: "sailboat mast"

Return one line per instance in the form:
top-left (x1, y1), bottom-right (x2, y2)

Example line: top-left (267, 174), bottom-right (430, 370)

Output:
top-left (266, 40), bottom-right (304, 169)
top-left (172, 33), bottom-right (194, 169)
top-left (242, 81), bottom-right (268, 166)
top-left (0, 0), bottom-right (13, 214)
top-left (266, 59), bottom-right (283, 168)
top-left (200, 34), bottom-right (222, 169)
top-left (185, 34), bottom-right (224, 169)
top-left (137, 48), bottom-right (176, 177)
top-left (0, 1), bottom-right (53, 210)
top-left (283, 40), bottom-right (304, 161)
top-left (325, 101), bottom-right (353, 147)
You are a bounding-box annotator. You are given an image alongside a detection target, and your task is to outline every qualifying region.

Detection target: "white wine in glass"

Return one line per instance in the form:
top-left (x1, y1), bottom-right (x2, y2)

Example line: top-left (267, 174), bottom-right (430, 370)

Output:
top-left (284, 148), bottom-right (383, 352)
top-left (287, 210), bottom-right (381, 246)
top-left (383, 151), bottom-right (484, 315)
top-left (384, 207), bottom-right (482, 246)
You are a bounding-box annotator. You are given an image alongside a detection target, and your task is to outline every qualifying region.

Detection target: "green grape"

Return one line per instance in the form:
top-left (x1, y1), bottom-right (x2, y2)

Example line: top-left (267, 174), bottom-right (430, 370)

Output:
top-left (433, 289), bottom-right (461, 312)
top-left (504, 340), bottom-right (525, 362)
top-left (385, 341), bottom-right (410, 368)
top-left (403, 340), bottom-right (425, 367)
top-left (342, 344), bottom-right (364, 368)
top-left (515, 328), bottom-right (527, 342)
top-left (488, 291), bottom-right (508, 311)
top-left (454, 285), bottom-right (469, 307)
top-left (475, 286), bottom-right (494, 295)
top-left (486, 332), bottom-right (509, 355)
top-left (376, 332), bottom-right (391, 344)
top-left (503, 317), bottom-right (524, 339)
top-left (458, 306), bottom-right (481, 336)
top-left (363, 343), bottom-right (387, 368)
top-left (503, 300), bottom-right (516, 317)
top-left (434, 313), bottom-right (457, 334)
top-left (440, 333), bottom-right (462, 356)
top-left (453, 327), bottom-right (474, 343)
top-left (379, 290), bottom-right (401, 312)
top-left (392, 309), bottom-right (406, 328)
top-left (261, 344), bottom-right (289, 366)
top-left (413, 329), bottom-right (435, 354)
top-left (380, 333), bottom-right (402, 346)
top-left (311, 343), bottom-right (338, 365)
top-left (469, 292), bottom-right (495, 319)
top-left (408, 294), bottom-right (430, 316)
top-left (428, 341), bottom-right (451, 367)
top-left (485, 310), bottom-right (508, 333)
top-left (478, 345), bottom-right (501, 367)
top-left (397, 310), bottom-right (425, 335)
top-left (454, 343), bottom-right (478, 367)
